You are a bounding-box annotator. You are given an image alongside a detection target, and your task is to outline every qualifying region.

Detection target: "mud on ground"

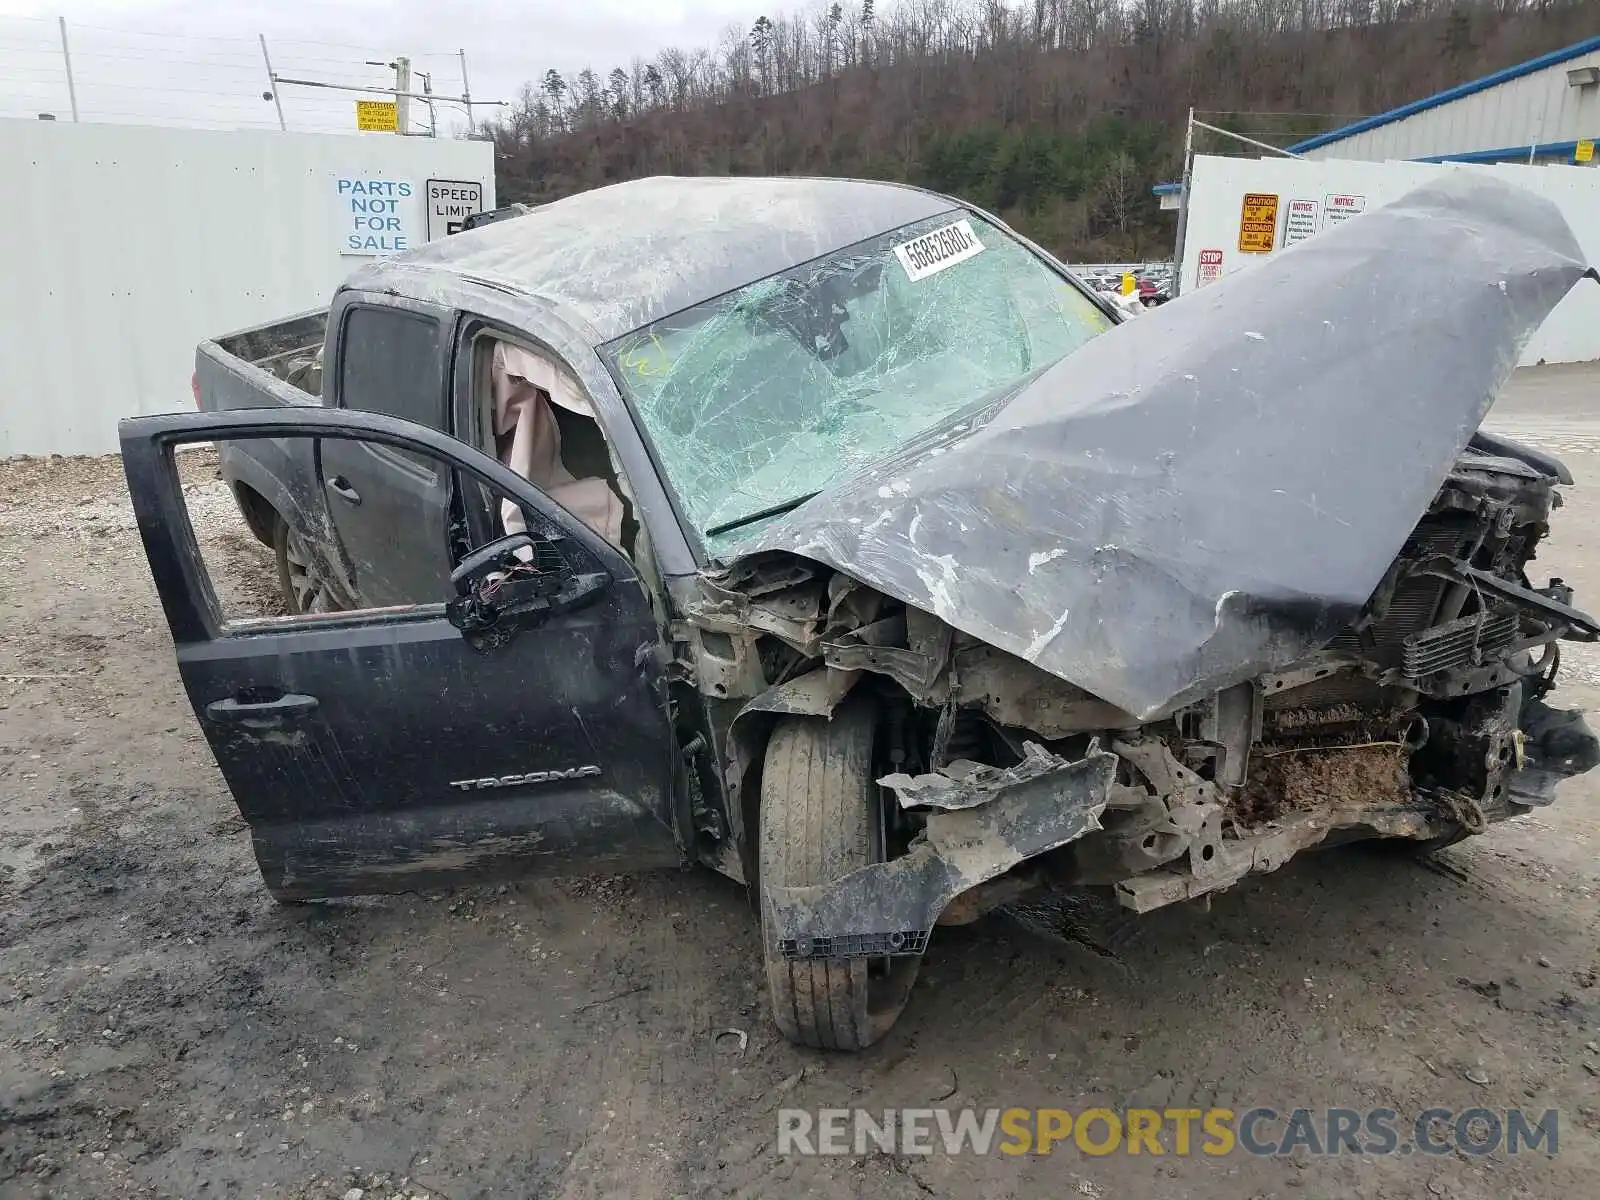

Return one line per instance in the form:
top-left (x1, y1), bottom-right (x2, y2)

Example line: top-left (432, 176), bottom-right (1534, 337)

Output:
top-left (2, 368), bottom-right (1599, 1199)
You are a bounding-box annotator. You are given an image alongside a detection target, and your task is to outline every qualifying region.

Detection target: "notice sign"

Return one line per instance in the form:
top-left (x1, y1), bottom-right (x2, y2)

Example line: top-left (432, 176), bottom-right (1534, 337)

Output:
top-left (1238, 192), bottom-right (1279, 254)
top-left (355, 100), bottom-right (398, 133)
top-left (1323, 193), bottom-right (1367, 228)
top-left (426, 179), bottom-right (485, 240)
top-left (335, 178), bottom-right (415, 256)
top-left (1576, 139), bottom-right (1594, 164)
top-left (1197, 248), bottom-right (1224, 287)
top-left (1283, 198), bottom-right (1321, 246)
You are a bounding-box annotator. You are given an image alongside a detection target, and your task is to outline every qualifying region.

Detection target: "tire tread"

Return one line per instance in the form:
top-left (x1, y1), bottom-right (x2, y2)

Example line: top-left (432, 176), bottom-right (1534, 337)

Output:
top-left (760, 702), bottom-right (909, 1051)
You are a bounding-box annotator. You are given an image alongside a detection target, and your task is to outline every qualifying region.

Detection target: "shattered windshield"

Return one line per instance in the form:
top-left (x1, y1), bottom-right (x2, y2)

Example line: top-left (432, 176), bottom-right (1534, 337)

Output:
top-left (601, 211), bottom-right (1114, 554)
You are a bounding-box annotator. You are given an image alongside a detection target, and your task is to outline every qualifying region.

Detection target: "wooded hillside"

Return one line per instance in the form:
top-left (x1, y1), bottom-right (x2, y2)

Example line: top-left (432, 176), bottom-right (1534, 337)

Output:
top-left (489, 0), bottom-right (1599, 261)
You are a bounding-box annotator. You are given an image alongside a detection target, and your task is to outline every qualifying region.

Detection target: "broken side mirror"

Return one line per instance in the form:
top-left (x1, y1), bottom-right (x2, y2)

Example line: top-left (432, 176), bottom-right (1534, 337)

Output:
top-left (446, 532), bottom-right (609, 641)
top-left (449, 532), bottom-right (540, 596)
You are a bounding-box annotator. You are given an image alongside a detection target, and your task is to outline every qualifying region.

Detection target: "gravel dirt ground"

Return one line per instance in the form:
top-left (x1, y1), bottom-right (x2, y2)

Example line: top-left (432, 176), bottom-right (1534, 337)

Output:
top-left (3, 366), bottom-right (1599, 1200)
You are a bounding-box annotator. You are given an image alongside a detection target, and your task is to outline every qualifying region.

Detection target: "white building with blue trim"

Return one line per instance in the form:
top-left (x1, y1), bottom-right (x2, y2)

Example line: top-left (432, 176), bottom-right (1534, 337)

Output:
top-left (1291, 35), bottom-right (1600, 165)
top-left (1154, 34), bottom-right (1600, 209)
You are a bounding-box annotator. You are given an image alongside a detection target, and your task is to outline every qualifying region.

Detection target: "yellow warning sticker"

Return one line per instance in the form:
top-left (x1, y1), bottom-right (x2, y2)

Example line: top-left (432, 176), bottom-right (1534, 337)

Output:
top-left (1238, 192), bottom-right (1280, 254)
top-left (355, 100), bottom-right (398, 132)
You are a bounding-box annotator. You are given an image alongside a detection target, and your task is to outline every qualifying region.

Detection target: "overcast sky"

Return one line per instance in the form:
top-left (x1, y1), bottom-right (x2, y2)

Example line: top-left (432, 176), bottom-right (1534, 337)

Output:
top-left (0, 0), bottom-right (762, 132)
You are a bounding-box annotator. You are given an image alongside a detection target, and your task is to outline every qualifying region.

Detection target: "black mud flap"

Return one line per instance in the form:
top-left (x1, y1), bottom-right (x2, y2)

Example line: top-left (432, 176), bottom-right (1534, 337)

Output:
top-left (766, 747), bottom-right (1116, 960)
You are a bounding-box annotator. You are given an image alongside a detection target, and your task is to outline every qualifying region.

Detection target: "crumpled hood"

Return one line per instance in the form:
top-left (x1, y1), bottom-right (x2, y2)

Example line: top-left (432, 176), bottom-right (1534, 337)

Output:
top-left (745, 173), bottom-right (1593, 720)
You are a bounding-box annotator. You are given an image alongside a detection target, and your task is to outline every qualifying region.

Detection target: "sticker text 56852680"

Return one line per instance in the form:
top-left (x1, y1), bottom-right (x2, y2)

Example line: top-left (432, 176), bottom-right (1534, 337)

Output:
top-left (894, 219), bottom-right (985, 282)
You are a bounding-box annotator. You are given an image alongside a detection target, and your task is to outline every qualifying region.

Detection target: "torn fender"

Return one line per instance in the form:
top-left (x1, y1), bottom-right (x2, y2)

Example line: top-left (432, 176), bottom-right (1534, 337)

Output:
top-left (766, 747), bottom-right (1116, 959)
top-left (720, 670), bottom-right (866, 883)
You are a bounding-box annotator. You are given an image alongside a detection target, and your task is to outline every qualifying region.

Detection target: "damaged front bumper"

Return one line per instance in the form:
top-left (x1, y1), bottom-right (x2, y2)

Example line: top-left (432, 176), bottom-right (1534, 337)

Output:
top-left (767, 744), bottom-right (1116, 960)
top-left (765, 697), bottom-right (1599, 961)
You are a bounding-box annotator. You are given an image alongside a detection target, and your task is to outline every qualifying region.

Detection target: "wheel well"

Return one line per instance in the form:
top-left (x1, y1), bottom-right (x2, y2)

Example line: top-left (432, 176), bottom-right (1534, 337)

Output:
top-left (230, 482), bottom-right (278, 545)
top-left (737, 683), bottom-right (912, 889)
top-left (737, 711), bottom-right (780, 889)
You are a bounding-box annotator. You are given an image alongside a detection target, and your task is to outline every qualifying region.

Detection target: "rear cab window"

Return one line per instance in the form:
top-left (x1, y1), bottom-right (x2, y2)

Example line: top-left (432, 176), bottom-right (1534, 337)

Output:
top-left (337, 305), bottom-right (448, 470)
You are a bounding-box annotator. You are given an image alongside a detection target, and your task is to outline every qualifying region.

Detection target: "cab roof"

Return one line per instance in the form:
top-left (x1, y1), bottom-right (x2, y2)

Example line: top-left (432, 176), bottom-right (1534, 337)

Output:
top-left (347, 176), bottom-right (959, 343)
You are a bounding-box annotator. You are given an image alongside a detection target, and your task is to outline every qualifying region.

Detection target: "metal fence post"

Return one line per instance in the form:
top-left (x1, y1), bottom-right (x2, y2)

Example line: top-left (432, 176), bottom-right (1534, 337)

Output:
top-left (1171, 107), bottom-right (1194, 296)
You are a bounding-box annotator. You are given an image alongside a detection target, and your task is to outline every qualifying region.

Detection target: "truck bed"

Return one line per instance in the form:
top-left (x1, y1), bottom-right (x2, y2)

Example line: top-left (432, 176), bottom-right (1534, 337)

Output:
top-left (198, 309), bottom-right (328, 414)
top-left (196, 309), bottom-right (330, 554)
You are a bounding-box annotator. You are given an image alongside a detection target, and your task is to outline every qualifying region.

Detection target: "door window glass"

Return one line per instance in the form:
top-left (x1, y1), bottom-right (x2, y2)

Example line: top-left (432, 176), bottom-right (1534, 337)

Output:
top-left (196, 434), bottom-right (573, 627)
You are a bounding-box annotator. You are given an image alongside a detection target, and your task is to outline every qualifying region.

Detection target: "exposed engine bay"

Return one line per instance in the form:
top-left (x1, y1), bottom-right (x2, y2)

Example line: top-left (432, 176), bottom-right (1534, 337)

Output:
top-left (684, 434), bottom-right (1599, 953)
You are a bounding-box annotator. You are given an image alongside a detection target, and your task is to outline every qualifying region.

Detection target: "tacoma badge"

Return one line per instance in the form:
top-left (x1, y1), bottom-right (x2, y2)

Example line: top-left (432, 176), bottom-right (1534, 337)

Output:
top-left (449, 765), bottom-right (602, 791)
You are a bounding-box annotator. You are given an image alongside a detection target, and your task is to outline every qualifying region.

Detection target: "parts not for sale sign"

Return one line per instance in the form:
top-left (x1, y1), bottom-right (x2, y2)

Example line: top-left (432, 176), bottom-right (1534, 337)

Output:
top-left (335, 178), bottom-right (416, 256)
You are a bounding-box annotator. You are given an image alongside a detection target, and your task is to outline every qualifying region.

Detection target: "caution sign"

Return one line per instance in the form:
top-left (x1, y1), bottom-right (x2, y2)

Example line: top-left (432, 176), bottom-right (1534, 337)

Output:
top-left (1282, 198), bottom-right (1321, 246)
top-left (1197, 248), bottom-right (1224, 287)
top-left (1577, 139), bottom-right (1595, 164)
top-left (1238, 193), bottom-right (1279, 254)
top-left (355, 100), bottom-right (398, 133)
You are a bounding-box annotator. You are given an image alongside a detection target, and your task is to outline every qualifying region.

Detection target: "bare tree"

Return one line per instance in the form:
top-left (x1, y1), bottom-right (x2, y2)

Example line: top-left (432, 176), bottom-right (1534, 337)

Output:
top-left (490, 0), bottom-right (1598, 260)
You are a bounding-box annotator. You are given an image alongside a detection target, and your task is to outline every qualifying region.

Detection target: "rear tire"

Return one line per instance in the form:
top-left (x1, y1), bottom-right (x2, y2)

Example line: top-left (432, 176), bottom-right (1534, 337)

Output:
top-left (758, 701), bottom-right (919, 1051)
top-left (272, 514), bottom-right (341, 615)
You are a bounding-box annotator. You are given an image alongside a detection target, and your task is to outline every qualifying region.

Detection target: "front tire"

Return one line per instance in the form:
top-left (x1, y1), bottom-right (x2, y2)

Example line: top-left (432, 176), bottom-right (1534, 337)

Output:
top-left (758, 701), bottom-right (919, 1051)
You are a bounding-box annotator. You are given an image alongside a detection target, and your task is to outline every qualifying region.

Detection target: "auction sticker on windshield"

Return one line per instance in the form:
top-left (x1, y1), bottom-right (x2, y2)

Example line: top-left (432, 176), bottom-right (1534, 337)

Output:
top-left (894, 219), bottom-right (985, 282)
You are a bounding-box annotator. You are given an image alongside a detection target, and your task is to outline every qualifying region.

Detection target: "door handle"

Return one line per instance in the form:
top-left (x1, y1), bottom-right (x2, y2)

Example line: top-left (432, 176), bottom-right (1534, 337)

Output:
top-left (205, 692), bottom-right (320, 723)
top-left (326, 476), bottom-right (362, 505)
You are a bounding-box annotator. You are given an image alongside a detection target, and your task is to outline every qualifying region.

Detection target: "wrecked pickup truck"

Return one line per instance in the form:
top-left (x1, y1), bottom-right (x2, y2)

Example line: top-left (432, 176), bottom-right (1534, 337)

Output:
top-left (122, 174), bottom-right (1600, 1051)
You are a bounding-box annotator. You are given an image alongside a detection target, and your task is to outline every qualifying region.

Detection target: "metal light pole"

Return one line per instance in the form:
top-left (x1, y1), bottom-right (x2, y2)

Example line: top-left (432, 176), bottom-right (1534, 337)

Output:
top-left (58, 18), bottom-right (79, 122)
top-left (410, 70), bottom-right (440, 137)
top-left (394, 56), bottom-right (412, 135)
top-left (259, 35), bottom-right (287, 131)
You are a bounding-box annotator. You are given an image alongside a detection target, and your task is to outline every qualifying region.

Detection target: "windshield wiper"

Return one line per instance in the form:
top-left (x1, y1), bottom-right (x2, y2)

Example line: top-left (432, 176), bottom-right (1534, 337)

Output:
top-left (705, 491), bottom-right (822, 538)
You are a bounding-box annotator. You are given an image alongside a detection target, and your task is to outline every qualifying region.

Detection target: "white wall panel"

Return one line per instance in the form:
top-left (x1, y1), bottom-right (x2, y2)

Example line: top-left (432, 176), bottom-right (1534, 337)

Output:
top-left (1179, 154), bottom-right (1600, 366)
top-left (1301, 46), bottom-right (1600, 162)
top-left (0, 119), bottom-right (494, 455)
